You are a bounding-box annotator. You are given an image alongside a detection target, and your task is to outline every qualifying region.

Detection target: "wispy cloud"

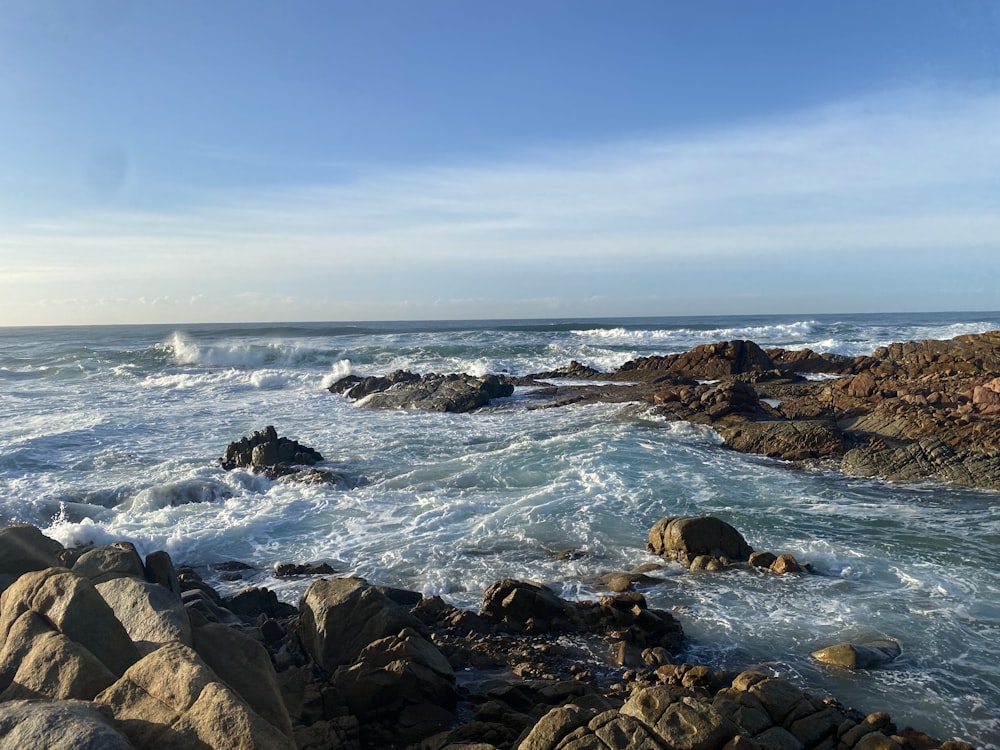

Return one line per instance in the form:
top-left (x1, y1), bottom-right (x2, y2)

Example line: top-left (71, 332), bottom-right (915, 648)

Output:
top-left (3, 85), bottom-right (999, 324)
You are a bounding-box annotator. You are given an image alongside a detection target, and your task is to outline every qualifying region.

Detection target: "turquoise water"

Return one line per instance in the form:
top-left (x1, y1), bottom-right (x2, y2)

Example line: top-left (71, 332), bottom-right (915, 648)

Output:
top-left (1, 312), bottom-right (998, 747)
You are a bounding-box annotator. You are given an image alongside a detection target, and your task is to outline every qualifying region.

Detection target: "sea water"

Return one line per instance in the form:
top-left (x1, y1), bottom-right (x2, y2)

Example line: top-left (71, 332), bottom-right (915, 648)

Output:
top-left (1, 312), bottom-right (998, 748)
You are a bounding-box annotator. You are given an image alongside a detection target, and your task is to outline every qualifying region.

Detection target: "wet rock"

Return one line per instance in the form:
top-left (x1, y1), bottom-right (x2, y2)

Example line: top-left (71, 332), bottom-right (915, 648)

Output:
top-left (273, 561), bottom-right (335, 577)
top-left (810, 640), bottom-right (901, 670)
top-left (647, 516), bottom-right (754, 568)
top-left (220, 425), bottom-right (324, 479)
top-left (330, 370), bottom-right (514, 412)
top-left (619, 340), bottom-right (777, 381)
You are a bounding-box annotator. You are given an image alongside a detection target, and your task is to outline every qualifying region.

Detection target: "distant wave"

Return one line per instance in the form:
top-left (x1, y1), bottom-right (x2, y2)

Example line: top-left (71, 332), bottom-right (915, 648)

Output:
top-left (571, 320), bottom-right (817, 343)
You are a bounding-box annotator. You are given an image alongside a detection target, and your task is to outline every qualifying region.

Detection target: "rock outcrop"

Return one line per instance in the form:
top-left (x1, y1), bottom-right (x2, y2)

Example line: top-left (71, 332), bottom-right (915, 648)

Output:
top-left (220, 425), bottom-right (339, 483)
top-left (329, 370), bottom-right (514, 412)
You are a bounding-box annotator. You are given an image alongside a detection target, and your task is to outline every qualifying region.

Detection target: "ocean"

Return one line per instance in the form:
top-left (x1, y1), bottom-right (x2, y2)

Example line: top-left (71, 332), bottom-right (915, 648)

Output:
top-left (1, 311), bottom-right (998, 747)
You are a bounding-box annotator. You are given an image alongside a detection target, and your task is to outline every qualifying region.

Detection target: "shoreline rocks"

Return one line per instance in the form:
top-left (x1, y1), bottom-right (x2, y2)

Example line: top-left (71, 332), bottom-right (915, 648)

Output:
top-left (0, 523), bottom-right (977, 750)
top-left (332, 330), bottom-right (1000, 491)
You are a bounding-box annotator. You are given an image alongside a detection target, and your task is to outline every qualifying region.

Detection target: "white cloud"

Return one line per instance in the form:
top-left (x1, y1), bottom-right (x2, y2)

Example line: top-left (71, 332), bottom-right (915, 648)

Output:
top-left (2, 85), bottom-right (999, 325)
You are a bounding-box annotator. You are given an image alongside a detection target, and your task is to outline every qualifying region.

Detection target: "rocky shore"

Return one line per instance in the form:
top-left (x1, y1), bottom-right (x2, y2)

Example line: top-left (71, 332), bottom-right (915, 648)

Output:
top-left (330, 330), bottom-right (1000, 491)
top-left (0, 517), bottom-right (978, 750)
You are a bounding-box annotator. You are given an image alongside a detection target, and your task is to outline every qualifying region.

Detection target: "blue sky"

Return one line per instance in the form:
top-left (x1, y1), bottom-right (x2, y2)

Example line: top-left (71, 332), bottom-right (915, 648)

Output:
top-left (2, 1), bottom-right (999, 325)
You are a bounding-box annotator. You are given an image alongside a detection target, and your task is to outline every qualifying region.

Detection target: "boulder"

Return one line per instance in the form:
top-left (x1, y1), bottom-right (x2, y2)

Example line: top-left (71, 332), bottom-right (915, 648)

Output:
top-left (0, 699), bottom-right (133, 749)
top-left (95, 641), bottom-right (296, 749)
top-left (298, 577), bottom-right (425, 672)
top-left (647, 517), bottom-right (754, 567)
top-left (333, 627), bottom-right (457, 744)
top-left (95, 576), bottom-right (192, 653)
top-left (0, 610), bottom-right (118, 701)
top-left (480, 579), bottom-right (576, 633)
top-left (192, 622), bottom-right (294, 739)
top-left (0, 568), bottom-right (140, 677)
top-left (0, 526), bottom-right (64, 591)
top-left (716, 420), bottom-right (845, 461)
top-left (622, 690), bottom-right (739, 750)
top-left (810, 640), bottom-right (901, 670)
top-left (71, 542), bottom-right (146, 584)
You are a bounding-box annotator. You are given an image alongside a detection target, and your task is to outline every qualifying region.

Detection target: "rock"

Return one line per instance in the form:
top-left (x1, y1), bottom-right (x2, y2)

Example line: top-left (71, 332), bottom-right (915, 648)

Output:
top-left (647, 516), bottom-right (754, 567)
top-left (810, 640), bottom-right (901, 670)
top-left (273, 561), bottom-right (336, 577)
top-left (0, 610), bottom-right (118, 701)
top-left (95, 576), bottom-right (192, 654)
top-left (333, 628), bottom-right (457, 744)
top-left (623, 690), bottom-right (740, 750)
top-left (223, 586), bottom-right (296, 621)
top-left (192, 622), bottom-right (294, 740)
top-left (618, 340), bottom-right (777, 381)
top-left (95, 641), bottom-right (296, 749)
top-left (716, 420), bottom-right (845, 461)
top-left (144, 549), bottom-right (182, 596)
top-left (330, 370), bottom-right (514, 412)
top-left (480, 579), bottom-right (576, 633)
top-left (0, 526), bottom-right (64, 591)
top-left (769, 554), bottom-right (803, 575)
top-left (0, 568), bottom-right (140, 678)
top-left (0, 699), bottom-right (133, 749)
top-left (71, 542), bottom-right (146, 584)
top-left (298, 577), bottom-right (425, 672)
top-left (220, 425), bottom-right (323, 478)
top-left (517, 703), bottom-right (597, 750)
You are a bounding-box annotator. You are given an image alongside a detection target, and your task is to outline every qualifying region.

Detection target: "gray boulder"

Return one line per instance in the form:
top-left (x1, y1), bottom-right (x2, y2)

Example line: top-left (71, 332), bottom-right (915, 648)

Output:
top-left (0, 699), bottom-right (133, 749)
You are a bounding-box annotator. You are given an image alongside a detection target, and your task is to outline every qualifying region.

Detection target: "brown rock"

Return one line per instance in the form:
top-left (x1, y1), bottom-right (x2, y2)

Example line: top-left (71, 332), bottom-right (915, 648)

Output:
top-left (647, 517), bottom-right (753, 567)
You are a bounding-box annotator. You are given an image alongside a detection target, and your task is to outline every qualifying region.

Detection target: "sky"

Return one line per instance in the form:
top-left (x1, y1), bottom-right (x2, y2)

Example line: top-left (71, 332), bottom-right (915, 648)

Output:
top-left (1, 1), bottom-right (999, 325)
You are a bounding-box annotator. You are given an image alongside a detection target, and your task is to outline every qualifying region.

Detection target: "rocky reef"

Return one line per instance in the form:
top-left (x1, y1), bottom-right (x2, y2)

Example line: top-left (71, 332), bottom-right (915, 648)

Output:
top-left (0, 520), bottom-right (977, 750)
top-left (330, 330), bottom-right (1000, 491)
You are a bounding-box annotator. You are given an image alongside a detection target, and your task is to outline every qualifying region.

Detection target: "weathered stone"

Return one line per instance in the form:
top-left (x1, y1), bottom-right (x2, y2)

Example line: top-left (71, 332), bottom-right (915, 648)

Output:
top-left (0, 568), bottom-right (139, 677)
top-left (221, 425), bottom-right (323, 478)
top-left (144, 549), bottom-right (181, 596)
top-left (96, 641), bottom-right (295, 749)
top-left (517, 704), bottom-right (596, 750)
top-left (334, 628), bottom-right (456, 743)
top-left (0, 699), bottom-right (133, 749)
top-left (72, 543), bottom-right (145, 584)
top-left (810, 641), bottom-right (901, 670)
top-left (331, 371), bottom-right (514, 412)
top-left (192, 622), bottom-right (295, 739)
top-left (95, 576), bottom-right (191, 653)
top-left (769, 554), bottom-right (803, 575)
top-left (0, 610), bottom-right (117, 701)
top-left (298, 577), bottom-right (424, 671)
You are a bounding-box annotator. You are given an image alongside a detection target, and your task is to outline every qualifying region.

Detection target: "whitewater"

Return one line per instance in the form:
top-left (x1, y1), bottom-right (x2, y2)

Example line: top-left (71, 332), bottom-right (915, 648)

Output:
top-left (1, 312), bottom-right (998, 748)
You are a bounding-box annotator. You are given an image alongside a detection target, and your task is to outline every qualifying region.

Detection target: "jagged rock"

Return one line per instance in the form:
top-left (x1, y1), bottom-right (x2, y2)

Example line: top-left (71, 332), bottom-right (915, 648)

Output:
top-left (333, 627), bottom-right (457, 744)
top-left (810, 640), bottom-right (901, 670)
top-left (0, 699), bottom-right (133, 749)
top-left (220, 425), bottom-right (324, 478)
top-left (618, 340), bottom-right (777, 381)
top-left (274, 561), bottom-right (336, 577)
top-left (223, 586), bottom-right (296, 621)
top-left (647, 517), bottom-right (754, 568)
top-left (330, 370), bottom-right (514, 412)
top-left (298, 577), bottom-right (425, 672)
top-left (716, 420), bottom-right (845, 461)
